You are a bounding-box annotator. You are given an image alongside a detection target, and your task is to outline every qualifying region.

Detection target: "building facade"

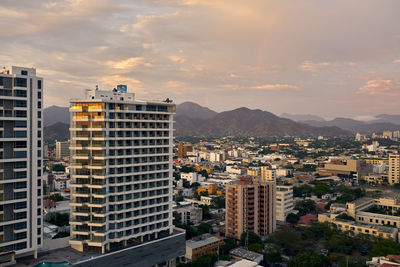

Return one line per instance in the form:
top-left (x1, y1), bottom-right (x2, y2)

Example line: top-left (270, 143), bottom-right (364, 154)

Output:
top-left (276, 185), bottom-right (294, 222)
top-left (0, 66), bottom-right (43, 257)
top-left (225, 177), bottom-right (276, 240)
top-left (177, 142), bottom-right (193, 159)
top-left (69, 87), bottom-right (175, 253)
top-left (55, 140), bottom-right (70, 160)
top-left (389, 154), bottom-right (400, 185)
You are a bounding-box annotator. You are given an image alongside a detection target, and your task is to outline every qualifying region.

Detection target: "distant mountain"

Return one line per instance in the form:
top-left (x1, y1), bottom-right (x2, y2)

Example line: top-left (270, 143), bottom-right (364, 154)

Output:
top-left (373, 114), bottom-right (400, 125)
top-left (281, 113), bottom-right (325, 122)
top-left (44, 105), bottom-right (69, 126)
top-left (301, 118), bottom-right (400, 134)
top-left (43, 103), bottom-right (351, 142)
top-left (44, 122), bottom-right (69, 143)
top-left (176, 101), bottom-right (218, 119)
top-left (175, 107), bottom-right (349, 137)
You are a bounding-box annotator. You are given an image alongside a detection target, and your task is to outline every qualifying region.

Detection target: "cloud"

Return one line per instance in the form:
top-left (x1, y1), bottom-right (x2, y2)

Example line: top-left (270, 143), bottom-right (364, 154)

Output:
top-left (299, 60), bottom-right (331, 72)
top-left (166, 80), bottom-right (186, 88)
top-left (167, 55), bottom-right (187, 63)
top-left (250, 84), bottom-right (300, 91)
top-left (393, 59), bottom-right (400, 64)
top-left (106, 57), bottom-right (148, 70)
top-left (357, 79), bottom-right (400, 96)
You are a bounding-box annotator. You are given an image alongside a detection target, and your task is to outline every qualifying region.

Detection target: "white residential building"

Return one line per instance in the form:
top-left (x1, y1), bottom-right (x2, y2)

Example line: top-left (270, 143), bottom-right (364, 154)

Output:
top-left (0, 66), bottom-right (43, 258)
top-left (226, 165), bottom-right (244, 175)
top-left (181, 172), bottom-right (205, 184)
top-left (276, 185), bottom-right (294, 222)
top-left (69, 86), bottom-right (175, 253)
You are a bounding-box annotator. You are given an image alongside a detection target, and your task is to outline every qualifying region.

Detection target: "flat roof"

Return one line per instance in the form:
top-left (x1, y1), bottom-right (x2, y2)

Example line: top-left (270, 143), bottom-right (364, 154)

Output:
top-left (230, 248), bottom-right (263, 262)
top-left (186, 235), bottom-right (221, 249)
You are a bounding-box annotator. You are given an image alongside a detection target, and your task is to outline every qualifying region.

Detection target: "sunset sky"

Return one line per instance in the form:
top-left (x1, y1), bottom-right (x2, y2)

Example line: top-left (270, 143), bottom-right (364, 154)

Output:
top-left (1, 0), bottom-right (400, 119)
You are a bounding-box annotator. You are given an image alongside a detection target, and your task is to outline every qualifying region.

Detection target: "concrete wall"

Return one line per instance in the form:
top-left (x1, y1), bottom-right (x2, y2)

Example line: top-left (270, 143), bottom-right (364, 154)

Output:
top-left (39, 237), bottom-right (70, 252)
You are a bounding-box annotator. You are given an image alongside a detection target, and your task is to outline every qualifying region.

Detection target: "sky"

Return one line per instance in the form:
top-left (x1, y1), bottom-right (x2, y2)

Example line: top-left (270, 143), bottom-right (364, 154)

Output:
top-left (1, 0), bottom-right (400, 119)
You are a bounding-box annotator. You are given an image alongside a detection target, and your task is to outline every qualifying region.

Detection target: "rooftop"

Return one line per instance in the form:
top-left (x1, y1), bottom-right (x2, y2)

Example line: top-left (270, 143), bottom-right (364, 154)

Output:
top-left (333, 218), bottom-right (398, 234)
top-left (230, 248), bottom-right (263, 262)
top-left (186, 234), bottom-right (221, 250)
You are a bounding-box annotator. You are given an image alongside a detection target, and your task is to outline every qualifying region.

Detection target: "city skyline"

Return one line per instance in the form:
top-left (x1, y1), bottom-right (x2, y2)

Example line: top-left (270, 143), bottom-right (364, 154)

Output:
top-left (1, 1), bottom-right (400, 118)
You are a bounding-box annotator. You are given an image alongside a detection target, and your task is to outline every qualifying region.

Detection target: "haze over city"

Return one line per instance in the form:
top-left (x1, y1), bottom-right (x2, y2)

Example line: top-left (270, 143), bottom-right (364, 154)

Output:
top-left (1, 0), bottom-right (400, 118)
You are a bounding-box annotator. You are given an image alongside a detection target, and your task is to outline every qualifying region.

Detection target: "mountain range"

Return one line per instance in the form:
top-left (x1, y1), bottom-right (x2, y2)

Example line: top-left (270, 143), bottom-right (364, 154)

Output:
top-left (43, 102), bottom-right (400, 142)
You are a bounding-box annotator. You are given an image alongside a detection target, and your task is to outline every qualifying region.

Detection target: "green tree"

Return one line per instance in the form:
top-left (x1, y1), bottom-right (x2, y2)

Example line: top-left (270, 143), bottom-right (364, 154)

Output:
top-left (52, 164), bottom-right (65, 172)
top-left (286, 213), bottom-right (300, 224)
top-left (295, 199), bottom-right (316, 216)
top-left (369, 239), bottom-right (400, 257)
top-left (240, 232), bottom-right (262, 246)
top-left (325, 234), bottom-right (353, 254)
top-left (288, 252), bottom-right (329, 267)
top-left (248, 243), bottom-right (263, 253)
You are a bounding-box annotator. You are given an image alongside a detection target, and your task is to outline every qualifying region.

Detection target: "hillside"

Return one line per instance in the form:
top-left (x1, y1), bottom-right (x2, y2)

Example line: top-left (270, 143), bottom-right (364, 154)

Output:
top-left (176, 101), bottom-right (218, 119)
top-left (301, 118), bottom-right (400, 134)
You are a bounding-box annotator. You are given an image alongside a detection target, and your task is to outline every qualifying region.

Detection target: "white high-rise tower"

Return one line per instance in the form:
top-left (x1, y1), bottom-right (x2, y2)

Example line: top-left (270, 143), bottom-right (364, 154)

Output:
top-left (69, 86), bottom-right (175, 253)
top-left (0, 66), bottom-right (43, 257)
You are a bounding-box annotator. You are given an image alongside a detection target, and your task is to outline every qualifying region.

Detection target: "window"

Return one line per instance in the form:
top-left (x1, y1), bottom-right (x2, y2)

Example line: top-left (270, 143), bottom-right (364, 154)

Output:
top-left (15, 100), bottom-right (27, 107)
top-left (15, 141), bottom-right (27, 148)
top-left (37, 150), bottom-right (41, 157)
top-left (38, 121), bottom-right (41, 128)
top-left (38, 102), bottom-right (41, 108)
top-left (15, 121), bottom-right (27, 128)
top-left (37, 80), bottom-right (42, 89)
top-left (15, 78), bottom-right (27, 87)
top-left (15, 162), bottom-right (27, 168)
top-left (37, 131), bottom-right (41, 138)
top-left (16, 110), bottom-right (27, 118)
top-left (21, 70), bottom-right (28, 75)
top-left (15, 151), bottom-right (27, 158)
top-left (38, 91), bottom-right (42, 99)
top-left (15, 131), bottom-right (27, 138)
top-left (14, 90), bottom-right (27, 97)
top-left (37, 218), bottom-right (41, 226)
top-left (38, 111), bottom-right (41, 118)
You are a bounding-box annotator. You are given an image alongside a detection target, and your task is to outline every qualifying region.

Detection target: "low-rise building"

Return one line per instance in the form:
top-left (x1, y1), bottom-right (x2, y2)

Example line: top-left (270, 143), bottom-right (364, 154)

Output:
top-left (174, 202), bottom-right (203, 225)
top-left (185, 234), bottom-right (224, 261)
top-left (276, 185), bottom-right (294, 222)
top-left (230, 248), bottom-right (263, 264)
top-left (318, 214), bottom-right (398, 242)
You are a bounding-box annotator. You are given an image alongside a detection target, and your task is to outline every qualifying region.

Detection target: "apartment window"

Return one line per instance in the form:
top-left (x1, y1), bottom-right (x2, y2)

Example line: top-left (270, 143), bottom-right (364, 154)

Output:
top-left (15, 151), bottom-right (27, 158)
top-left (37, 218), bottom-right (41, 225)
top-left (15, 121), bottom-right (27, 128)
top-left (16, 110), bottom-right (27, 118)
top-left (14, 90), bottom-right (27, 97)
top-left (38, 111), bottom-right (41, 118)
top-left (37, 170), bottom-right (41, 176)
top-left (38, 140), bottom-right (41, 147)
top-left (15, 222), bottom-right (27, 230)
top-left (15, 141), bottom-right (27, 148)
top-left (16, 242), bottom-right (27, 250)
top-left (38, 80), bottom-right (42, 90)
top-left (38, 101), bottom-right (41, 108)
top-left (37, 228), bottom-right (41, 235)
top-left (15, 78), bottom-right (27, 87)
top-left (15, 131), bottom-right (27, 138)
top-left (38, 91), bottom-right (42, 99)
top-left (38, 198), bottom-right (41, 205)
top-left (37, 160), bottom-right (41, 167)
top-left (38, 120), bottom-right (41, 128)
top-left (37, 238), bottom-right (41, 245)
top-left (37, 131), bottom-right (41, 138)
top-left (15, 100), bottom-right (27, 107)
top-left (21, 70), bottom-right (28, 75)
top-left (15, 161), bottom-right (27, 168)
top-left (15, 202), bottom-right (27, 210)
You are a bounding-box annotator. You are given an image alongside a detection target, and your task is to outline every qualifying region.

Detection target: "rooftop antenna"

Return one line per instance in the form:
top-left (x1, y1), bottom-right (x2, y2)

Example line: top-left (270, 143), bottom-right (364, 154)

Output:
top-left (95, 85), bottom-right (99, 91)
